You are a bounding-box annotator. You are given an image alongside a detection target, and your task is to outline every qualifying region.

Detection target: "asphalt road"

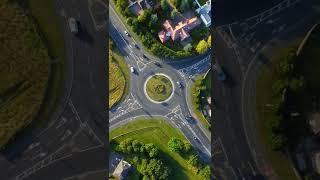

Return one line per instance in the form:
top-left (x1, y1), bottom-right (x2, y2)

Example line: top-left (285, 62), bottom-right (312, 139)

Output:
top-left (213, 0), bottom-right (319, 179)
top-left (108, 1), bottom-right (212, 162)
top-left (0, 0), bottom-right (108, 179)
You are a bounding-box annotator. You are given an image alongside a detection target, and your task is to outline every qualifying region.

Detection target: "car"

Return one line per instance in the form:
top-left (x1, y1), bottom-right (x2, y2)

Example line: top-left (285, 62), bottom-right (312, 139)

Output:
top-left (68, 17), bottom-right (79, 34)
top-left (214, 64), bottom-right (226, 82)
top-left (134, 43), bottom-right (139, 49)
top-left (124, 30), bottom-right (130, 36)
top-left (130, 67), bottom-right (135, 73)
top-left (177, 81), bottom-right (182, 88)
top-left (193, 136), bottom-right (200, 143)
top-left (217, 71), bottom-right (226, 82)
top-left (154, 62), bottom-right (161, 67)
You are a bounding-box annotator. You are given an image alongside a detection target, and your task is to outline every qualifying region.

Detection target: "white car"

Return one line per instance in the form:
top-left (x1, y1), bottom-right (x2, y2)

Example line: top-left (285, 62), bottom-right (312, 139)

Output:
top-left (68, 17), bottom-right (79, 34)
top-left (130, 67), bottom-right (135, 73)
top-left (124, 30), bottom-right (129, 36)
top-left (177, 81), bottom-right (182, 88)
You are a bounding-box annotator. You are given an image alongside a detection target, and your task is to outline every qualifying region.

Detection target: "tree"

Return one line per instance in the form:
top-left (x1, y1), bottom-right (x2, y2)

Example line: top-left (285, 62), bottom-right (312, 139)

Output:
top-left (184, 43), bottom-right (193, 52)
top-left (179, 0), bottom-right (190, 12)
top-left (126, 17), bottom-right (133, 26)
top-left (187, 154), bottom-right (199, 166)
top-left (138, 9), bottom-right (152, 25)
top-left (132, 140), bottom-right (142, 152)
top-left (183, 141), bottom-right (191, 153)
top-left (144, 143), bottom-right (159, 158)
top-left (196, 40), bottom-right (209, 54)
top-left (118, 138), bottom-right (133, 153)
top-left (172, 0), bottom-right (181, 8)
top-left (167, 137), bottom-right (184, 152)
top-left (199, 165), bottom-right (211, 180)
top-left (289, 76), bottom-right (304, 91)
top-left (148, 146), bottom-right (159, 158)
top-left (207, 35), bottom-right (211, 48)
top-left (150, 14), bottom-right (158, 25)
top-left (116, 0), bottom-right (129, 11)
top-left (161, 0), bottom-right (170, 12)
top-left (171, 9), bottom-right (179, 19)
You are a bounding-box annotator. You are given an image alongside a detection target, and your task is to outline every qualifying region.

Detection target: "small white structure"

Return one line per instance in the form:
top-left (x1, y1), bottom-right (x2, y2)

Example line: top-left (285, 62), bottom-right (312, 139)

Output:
top-left (195, 0), bottom-right (211, 27)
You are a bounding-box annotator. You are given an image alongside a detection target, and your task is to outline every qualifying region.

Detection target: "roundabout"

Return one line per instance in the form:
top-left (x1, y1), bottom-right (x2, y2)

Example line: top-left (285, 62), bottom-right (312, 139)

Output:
top-left (144, 73), bottom-right (174, 103)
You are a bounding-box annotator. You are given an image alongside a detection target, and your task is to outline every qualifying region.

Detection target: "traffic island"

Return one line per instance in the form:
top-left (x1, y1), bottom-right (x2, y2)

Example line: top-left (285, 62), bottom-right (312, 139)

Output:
top-left (144, 74), bottom-right (174, 103)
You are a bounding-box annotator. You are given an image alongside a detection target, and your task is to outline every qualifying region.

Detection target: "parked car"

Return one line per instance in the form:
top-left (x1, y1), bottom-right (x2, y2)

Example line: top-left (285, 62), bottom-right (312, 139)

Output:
top-left (68, 17), bottom-right (79, 34)
top-left (134, 43), bottom-right (139, 49)
top-left (130, 67), bottom-right (135, 73)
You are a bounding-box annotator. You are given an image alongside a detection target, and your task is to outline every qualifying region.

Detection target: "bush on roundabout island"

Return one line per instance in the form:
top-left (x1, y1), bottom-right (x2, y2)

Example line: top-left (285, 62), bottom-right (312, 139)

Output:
top-left (146, 75), bottom-right (173, 102)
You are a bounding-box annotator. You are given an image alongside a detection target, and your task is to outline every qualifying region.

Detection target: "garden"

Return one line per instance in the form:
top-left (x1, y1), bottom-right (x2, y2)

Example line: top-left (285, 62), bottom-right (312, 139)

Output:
top-left (113, 0), bottom-right (210, 59)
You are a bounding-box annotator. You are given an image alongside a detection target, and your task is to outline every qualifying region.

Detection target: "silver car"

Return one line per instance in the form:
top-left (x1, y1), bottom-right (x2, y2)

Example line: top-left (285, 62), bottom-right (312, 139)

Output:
top-left (68, 17), bottom-right (79, 34)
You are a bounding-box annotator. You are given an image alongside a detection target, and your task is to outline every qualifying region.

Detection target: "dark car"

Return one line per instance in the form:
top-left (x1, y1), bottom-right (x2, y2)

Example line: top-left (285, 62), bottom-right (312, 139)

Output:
top-left (214, 64), bottom-right (227, 82)
top-left (134, 43), bottom-right (139, 49)
top-left (154, 62), bottom-right (162, 67)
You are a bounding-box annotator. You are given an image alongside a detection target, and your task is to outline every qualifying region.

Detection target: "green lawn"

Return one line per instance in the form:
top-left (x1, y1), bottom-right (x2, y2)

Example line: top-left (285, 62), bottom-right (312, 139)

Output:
top-left (190, 73), bottom-right (211, 130)
top-left (0, 0), bottom-right (65, 147)
top-left (110, 119), bottom-right (202, 180)
top-left (109, 40), bottom-right (129, 108)
top-left (146, 75), bottom-right (173, 102)
top-left (256, 46), bottom-right (301, 180)
top-left (24, 0), bottom-right (65, 128)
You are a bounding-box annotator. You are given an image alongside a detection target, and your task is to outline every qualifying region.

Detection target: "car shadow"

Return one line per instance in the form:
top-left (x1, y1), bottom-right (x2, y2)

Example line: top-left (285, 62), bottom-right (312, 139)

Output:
top-left (77, 24), bottom-right (94, 44)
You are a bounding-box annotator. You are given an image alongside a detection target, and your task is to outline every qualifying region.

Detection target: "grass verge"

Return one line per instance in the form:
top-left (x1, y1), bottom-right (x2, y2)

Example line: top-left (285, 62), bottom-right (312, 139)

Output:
top-left (190, 73), bottom-right (211, 130)
top-left (109, 40), bottom-right (129, 108)
top-left (0, 0), bottom-right (65, 147)
top-left (25, 0), bottom-right (65, 128)
top-left (110, 119), bottom-right (202, 180)
top-left (256, 44), bottom-right (301, 180)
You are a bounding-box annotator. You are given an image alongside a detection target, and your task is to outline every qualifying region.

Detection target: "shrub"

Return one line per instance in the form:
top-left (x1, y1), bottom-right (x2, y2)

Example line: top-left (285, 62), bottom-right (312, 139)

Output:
top-left (168, 137), bottom-right (184, 153)
top-left (171, 9), bottom-right (179, 19)
top-left (196, 40), bottom-right (209, 54)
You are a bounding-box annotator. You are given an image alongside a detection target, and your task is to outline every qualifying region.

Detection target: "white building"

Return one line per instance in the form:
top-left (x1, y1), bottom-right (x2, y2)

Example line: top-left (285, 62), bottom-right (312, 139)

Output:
top-left (196, 0), bottom-right (211, 27)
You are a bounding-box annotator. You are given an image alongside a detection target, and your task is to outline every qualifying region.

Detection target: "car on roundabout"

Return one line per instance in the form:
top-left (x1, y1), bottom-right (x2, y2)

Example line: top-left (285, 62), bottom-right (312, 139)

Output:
top-left (130, 67), bottom-right (135, 73)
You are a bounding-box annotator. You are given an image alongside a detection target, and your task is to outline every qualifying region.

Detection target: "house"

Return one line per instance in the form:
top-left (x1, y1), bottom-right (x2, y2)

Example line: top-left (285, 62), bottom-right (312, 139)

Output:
top-left (158, 17), bottom-right (201, 43)
top-left (109, 153), bottom-right (132, 180)
top-left (128, 0), bottom-right (153, 16)
top-left (195, 0), bottom-right (211, 27)
top-left (112, 159), bottom-right (132, 180)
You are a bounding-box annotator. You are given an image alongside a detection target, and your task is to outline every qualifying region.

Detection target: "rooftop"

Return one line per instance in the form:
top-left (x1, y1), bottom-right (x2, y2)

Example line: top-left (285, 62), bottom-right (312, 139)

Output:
top-left (158, 17), bottom-right (201, 43)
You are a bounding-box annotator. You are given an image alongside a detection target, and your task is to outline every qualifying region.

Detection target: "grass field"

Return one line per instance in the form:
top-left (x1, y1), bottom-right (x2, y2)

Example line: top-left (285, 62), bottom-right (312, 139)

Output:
top-left (27, 0), bottom-right (65, 129)
top-left (109, 41), bottom-right (129, 108)
top-left (190, 72), bottom-right (211, 130)
top-left (146, 75), bottom-right (173, 102)
top-left (110, 119), bottom-right (202, 180)
top-left (0, 0), bottom-right (65, 148)
top-left (256, 45), bottom-right (301, 180)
